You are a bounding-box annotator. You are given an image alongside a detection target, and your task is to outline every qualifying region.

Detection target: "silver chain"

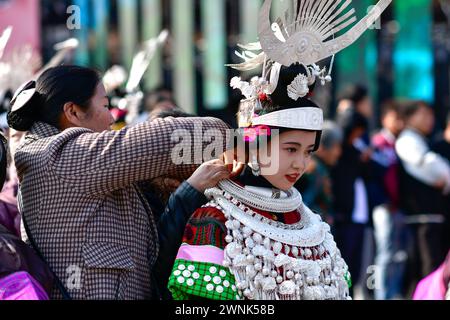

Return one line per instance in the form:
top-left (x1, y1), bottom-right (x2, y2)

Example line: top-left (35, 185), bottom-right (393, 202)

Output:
top-left (217, 180), bottom-right (302, 213)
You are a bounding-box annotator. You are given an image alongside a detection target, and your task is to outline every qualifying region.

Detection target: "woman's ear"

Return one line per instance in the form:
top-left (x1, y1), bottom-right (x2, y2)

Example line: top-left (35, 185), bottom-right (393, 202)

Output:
top-left (61, 102), bottom-right (85, 129)
top-left (62, 102), bottom-right (84, 127)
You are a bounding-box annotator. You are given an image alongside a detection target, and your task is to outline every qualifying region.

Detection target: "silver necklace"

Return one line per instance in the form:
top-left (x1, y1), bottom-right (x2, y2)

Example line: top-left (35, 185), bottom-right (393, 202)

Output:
top-left (217, 180), bottom-right (302, 213)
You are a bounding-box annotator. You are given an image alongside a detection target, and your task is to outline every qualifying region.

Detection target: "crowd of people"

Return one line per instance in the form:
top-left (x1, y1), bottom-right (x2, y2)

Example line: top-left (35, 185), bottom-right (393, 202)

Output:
top-left (297, 85), bottom-right (450, 300)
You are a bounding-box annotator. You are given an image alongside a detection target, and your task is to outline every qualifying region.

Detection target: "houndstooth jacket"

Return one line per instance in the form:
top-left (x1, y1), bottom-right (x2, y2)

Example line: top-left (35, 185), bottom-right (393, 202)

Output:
top-left (14, 117), bottom-right (229, 300)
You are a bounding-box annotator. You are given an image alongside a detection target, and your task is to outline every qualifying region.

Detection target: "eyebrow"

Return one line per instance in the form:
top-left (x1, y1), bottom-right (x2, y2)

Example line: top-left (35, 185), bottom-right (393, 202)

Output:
top-left (283, 142), bottom-right (315, 148)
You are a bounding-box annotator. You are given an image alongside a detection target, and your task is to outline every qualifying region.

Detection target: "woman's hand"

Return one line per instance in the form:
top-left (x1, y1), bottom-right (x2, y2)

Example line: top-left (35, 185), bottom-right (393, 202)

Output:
top-left (187, 159), bottom-right (232, 193)
top-left (220, 144), bottom-right (246, 179)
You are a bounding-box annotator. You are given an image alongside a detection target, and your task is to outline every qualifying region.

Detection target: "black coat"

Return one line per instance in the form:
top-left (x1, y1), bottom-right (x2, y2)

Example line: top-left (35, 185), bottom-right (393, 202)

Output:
top-left (331, 144), bottom-right (372, 225)
top-left (149, 181), bottom-right (208, 300)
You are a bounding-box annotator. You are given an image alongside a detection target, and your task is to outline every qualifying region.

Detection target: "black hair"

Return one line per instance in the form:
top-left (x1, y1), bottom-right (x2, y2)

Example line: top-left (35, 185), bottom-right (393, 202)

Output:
top-left (338, 84), bottom-right (368, 106)
top-left (0, 90), bottom-right (12, 113)
top-left (336, 107), bottom-right (368, 142)
top-left (7, 65), bottom-right (101, 131)
top-left (397, 100), bottom-right (431, 122)
top-left (380, 99), bottom-right (400, 119)
top-left (269, 64), bottom-right (316, 106)
top-left (150, 107), bottom-right (194, 120)
top-left (266, 64), bottom-right (322, 151)
top-left (233, 63), bottom-right (325, 161)
top-left (144, 87), bottom-right (178, 113)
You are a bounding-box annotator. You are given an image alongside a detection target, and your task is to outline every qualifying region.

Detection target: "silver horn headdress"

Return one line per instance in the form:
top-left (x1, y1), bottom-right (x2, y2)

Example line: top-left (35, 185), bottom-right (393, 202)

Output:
top-left (229, 0), bottom-right (392, 111)
top-left (258, 0), bottom-right (392, 67)
top-left (229, 0), bottom-right (391, 129)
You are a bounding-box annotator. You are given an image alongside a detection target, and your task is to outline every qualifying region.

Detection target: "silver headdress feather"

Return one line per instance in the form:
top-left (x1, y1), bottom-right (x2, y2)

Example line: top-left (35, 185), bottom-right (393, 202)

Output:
top-left (0, 26), bottom-right (12, 61)
top-left (126, 29), bottom-right (169, 93)
top-left (1, 31), bottom-right (80, 107)
top-left (227, 42), bottom-right (266, 72)
top-left (229, 0), bottom-right (392, 128)
top-left (123, 30), bottom-right (169, 125)
top-left (0, 47), bottom-right (41, 95)
top-left (230, 0), bottom-right (391, 101)
top-left (33, 38), bottom-right (79, 81)
top-left (258, 0), bottom-right (392, 66)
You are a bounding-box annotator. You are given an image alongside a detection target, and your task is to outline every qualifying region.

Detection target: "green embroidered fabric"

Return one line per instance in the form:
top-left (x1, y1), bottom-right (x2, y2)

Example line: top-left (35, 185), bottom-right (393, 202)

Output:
top-left (168, 259), bottom-right (241, 300)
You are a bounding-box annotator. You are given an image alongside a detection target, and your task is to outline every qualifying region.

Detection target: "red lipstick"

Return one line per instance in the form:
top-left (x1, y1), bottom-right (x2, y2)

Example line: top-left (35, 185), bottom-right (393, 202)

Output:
top-left (285, 174), bottom-right (300, 183)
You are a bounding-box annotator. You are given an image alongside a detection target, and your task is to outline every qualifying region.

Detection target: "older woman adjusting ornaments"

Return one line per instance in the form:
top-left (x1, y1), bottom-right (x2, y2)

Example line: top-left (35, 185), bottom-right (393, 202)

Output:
top-left (7, 66), bottom-right (231, 300)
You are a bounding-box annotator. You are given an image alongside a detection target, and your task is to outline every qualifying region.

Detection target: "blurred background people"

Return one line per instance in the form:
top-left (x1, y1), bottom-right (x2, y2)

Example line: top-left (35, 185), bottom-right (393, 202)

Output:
top-left (395, 100), bottom-right (450, 297)
top-left (296, 120), bottom-right (343, 227)
top-left (371, 100), bottom-right (408, 300)
top-left (431, 115), bottom-right (450, 253)
top-left (332, 108), bottom-right (372, 298)
top-left (337, 85), bottom-right (374, 121)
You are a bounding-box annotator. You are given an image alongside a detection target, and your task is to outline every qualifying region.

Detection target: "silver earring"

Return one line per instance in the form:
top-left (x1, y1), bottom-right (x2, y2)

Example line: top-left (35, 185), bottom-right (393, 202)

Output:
top-left (250, 154), bottom-right (261, 176)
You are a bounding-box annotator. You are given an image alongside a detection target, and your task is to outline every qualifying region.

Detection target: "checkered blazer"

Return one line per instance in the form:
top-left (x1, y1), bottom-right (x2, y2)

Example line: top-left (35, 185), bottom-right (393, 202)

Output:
top-left (14, 117), bottom-right (229, 300)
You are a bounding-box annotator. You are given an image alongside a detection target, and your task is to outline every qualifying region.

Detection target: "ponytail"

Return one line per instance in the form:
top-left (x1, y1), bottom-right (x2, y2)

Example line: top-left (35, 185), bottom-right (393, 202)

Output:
top-left (7, 66), bottom-right (101, 131)
top-left (7, 80), bottom-right (42, 131)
